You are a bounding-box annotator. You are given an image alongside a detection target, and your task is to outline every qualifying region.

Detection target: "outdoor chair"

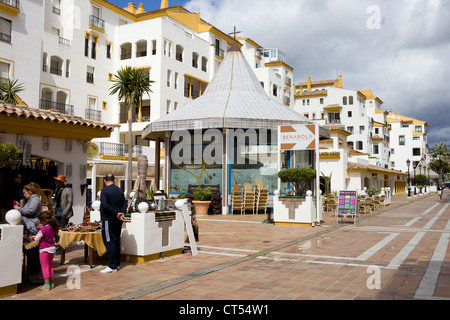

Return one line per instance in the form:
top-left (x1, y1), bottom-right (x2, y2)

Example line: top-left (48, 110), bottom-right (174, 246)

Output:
top-left (231, 184), bottom-right (243, 214)
top-left (255, 181), bottom-right (269, 215)
top-left (363, 198), bottom-right (374, 213)
top-left (327, 199), bottom-right (338, 217)
top-left (242, 183), bottom-right (256, 214)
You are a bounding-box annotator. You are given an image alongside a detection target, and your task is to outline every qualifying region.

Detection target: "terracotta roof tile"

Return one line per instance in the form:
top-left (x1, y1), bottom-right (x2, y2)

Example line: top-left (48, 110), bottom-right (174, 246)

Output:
top-left (0, 103), bottom-right (116, 132)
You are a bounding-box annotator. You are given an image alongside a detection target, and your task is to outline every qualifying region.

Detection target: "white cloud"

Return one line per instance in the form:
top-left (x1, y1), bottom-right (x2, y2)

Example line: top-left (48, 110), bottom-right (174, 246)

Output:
top-left (184, 0), bottom-right (450, 146)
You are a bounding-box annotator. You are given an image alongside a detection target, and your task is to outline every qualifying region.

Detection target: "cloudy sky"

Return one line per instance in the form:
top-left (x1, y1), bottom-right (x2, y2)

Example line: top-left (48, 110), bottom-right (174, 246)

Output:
top-left (114, 0), bottom-right (450, 148)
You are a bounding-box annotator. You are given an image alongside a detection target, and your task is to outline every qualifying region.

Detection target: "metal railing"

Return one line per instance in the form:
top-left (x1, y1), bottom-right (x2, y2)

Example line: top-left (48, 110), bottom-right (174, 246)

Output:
top-left (86, 72), bottom-right (94, 84)
top-left (0, 32), bottom-right (11, 44)
top-left (0, 0), bottom-right (19, 9)
top-left (39, 99), bottom-right (74, 116)
top-left (100, 142), bottom-right (143, 158)
top-left (59, 37), bottom-right (71, 46)
top-left (89, 15), bottom-right (105, 30)
top-left (50, 67), bottom-right (62, 76)
top-left (215, 47), bottom-right (224, 58)
top-left (85, 108), bottom-right (101, 121)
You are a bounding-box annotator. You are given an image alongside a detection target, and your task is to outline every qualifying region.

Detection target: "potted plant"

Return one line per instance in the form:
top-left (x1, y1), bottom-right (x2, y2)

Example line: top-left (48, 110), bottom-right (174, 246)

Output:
top-left (278, 166), bottom-right (316, 197)
top-left (192, 186), bottom-right (212, 215)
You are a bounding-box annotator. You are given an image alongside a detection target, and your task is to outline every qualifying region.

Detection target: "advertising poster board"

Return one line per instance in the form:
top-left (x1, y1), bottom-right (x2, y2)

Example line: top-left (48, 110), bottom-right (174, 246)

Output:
top-left (337, 190), bottom-right (358, 225)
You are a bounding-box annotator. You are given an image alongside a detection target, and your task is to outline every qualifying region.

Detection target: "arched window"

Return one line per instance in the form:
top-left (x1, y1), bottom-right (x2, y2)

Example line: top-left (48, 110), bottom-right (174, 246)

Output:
top-left (192, 52), bottom-right (199, 68)
top-left (176, 45), bottom-right (184, 62)
top-left (201, 56), bottom-right (208, 72)
top-left (136, 40), bottom-right (147, 57)
top-left (120, 43), bottom-right (132, 60)
top-left (49, 56), bottom-right (63, 76)
top-left (42, 52), bottom-right (48, 72)
top-left (343, 96), bottom-right (348, 105)
top-left (349, 96), bottom-right (354, 105)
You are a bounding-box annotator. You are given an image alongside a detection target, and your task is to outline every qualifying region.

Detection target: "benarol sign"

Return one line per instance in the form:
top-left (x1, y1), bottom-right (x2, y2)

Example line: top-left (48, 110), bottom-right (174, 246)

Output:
top-left (278, 125), bottom-right (317, 151)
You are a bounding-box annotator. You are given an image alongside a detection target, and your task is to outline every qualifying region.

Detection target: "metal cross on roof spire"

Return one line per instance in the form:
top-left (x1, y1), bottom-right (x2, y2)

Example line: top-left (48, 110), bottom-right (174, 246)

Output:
top-left (229, 26), bottom-right (241, 40)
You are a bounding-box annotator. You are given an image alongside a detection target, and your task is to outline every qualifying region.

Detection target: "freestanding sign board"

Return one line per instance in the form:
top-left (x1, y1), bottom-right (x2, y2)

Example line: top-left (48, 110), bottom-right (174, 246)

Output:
top-left (337, 190), bottom-right (358, 225)
top-left (278, 124), bottom-right (321, 224)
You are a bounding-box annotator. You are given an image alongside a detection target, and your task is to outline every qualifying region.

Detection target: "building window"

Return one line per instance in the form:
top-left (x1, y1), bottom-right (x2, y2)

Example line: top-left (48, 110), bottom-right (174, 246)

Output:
top-left (84, 37), bottom-right (89, 57)
top-left (359, 126), bottom-right (365, 133)
top-left (399, 135), bottom-right (405, 146)
top-left (0, 18), bottom-right (12, 44)
top-left (106, 42), bottom-right (112, 59)
top-left (413, 148), bottom-right (421, 156)
top-left (375, 128), bottom-right (379, 134)
top-left (303, 113), bottom-right (309, 119)
top-left (357, 141), bottom-right (363, 150)
top-left (347, 126), bottom-right (354, 134)
top-left (348, 111), bottom-right (352, 118)
top-left (413, 136), bottom-right (420, 141)
top-left (320, 98), bottom-right (324, 105)
top-left (415, 126), bottom-right (422, 133)
top-left (86, 66), bottom-right (94, 84)
top-left (349, 96), bottom-right (354, 105)
top-left (373, 144), bottom-right (379, 154)
top-left (343, 96), bottom-right (347, 105)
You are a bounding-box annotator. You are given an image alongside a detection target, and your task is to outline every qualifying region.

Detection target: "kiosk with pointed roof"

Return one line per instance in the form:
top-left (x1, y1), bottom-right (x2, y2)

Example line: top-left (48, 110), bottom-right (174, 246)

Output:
top-left (143, 40), bottom-right (329, 214)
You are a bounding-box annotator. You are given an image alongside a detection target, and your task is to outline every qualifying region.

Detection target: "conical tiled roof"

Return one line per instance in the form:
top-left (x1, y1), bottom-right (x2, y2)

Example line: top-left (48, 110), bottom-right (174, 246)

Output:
top-left (143, 42), bottom-right (329, 139)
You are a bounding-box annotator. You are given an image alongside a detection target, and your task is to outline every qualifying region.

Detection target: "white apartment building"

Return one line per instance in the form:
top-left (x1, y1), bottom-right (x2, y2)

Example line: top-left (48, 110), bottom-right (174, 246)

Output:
top-left (293, 76), bottom-right (391, 169)
top-left (0, 0), bottom-right (296, 193)
top-left (387, 112), bottom-right (430, 174)
top-left (238, 37), bottom-right (294, 107)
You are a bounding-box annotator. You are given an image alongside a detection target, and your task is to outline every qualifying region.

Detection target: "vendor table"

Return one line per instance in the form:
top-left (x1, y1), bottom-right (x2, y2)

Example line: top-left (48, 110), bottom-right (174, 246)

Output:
top-left (58, 230), bottom-right (106, 268)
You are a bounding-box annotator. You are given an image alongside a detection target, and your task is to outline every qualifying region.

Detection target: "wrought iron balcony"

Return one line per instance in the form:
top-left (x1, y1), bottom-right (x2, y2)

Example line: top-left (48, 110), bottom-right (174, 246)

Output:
top-left (89, 15), bottom-right (105, 31)
top-left (0, 32), bottom-right (11, 44)
top-left (0, 0), bottom-right (19, 9)
top-left (215, 47), bottom-right (224, 58)
top-left (39, 99), bottom-right (74, 116)
top-left (85, 108), bottom-right (101, 121)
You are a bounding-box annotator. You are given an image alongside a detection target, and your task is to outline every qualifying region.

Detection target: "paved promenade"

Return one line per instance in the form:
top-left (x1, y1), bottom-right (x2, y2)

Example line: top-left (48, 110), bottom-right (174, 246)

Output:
top-left (3, 192), bottom-right (449, 302)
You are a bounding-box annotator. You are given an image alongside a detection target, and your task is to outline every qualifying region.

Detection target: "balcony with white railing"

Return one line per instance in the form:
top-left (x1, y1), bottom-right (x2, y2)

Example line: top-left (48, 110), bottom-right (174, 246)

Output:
top-left (100, 142), bottom-right (143, 158)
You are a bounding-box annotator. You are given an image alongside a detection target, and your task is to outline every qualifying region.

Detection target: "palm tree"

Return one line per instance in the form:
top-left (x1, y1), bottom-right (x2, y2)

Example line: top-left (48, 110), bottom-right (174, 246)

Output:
top-left (430, 142), bottom-right (450, 184)
top-left (109, 66), bottom-right (154, 198)
top-left (0, 78), bottom-right (25, 104)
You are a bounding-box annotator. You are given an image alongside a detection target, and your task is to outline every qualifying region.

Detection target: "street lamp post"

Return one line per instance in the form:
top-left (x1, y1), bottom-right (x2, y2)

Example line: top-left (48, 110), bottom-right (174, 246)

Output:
top-left (406, 159), bottom-right (411, 198)
top-left (419, 164), bottom-right (423, 194)
top-left (414, 163), bottom-right (417, 196)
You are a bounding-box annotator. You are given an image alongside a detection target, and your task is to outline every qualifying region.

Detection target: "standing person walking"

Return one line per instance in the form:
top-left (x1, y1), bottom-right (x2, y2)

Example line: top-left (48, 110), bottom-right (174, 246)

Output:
top-left (53, 175), bottom-right (73, 228)
top-left (100, 174), bottom-right (127, 273)
top-left (437, 184), bottom-right (443, 202)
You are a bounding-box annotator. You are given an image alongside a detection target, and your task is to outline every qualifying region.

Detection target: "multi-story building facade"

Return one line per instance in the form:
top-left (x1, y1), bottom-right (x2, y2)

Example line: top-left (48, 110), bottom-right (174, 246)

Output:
top-left (293, 75), bottom-right (391, 169)
top-left (1, 0), bottom-right (296, 193)
top-left (387, 112), bottom-right (430, 174)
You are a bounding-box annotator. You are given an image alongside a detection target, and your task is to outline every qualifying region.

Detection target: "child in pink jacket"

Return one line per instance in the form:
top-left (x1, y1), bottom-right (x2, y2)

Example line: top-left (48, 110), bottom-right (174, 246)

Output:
top-left (34, 211), bottom-right (60, 290)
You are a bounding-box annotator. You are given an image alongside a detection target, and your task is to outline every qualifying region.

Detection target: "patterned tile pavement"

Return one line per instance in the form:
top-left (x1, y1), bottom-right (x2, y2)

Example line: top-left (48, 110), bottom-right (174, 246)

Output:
top-left (2, 191), bottom-right (449, 303)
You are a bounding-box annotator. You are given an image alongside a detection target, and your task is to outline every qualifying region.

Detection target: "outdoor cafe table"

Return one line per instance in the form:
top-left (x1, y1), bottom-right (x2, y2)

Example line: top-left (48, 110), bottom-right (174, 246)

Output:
top-left (58, 230), bottom-right (106, 268)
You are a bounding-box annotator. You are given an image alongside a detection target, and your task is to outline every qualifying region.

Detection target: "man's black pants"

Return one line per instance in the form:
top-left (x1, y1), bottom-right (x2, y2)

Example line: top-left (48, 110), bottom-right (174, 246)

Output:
top-left (101, 218), bottom-right (123, 270)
